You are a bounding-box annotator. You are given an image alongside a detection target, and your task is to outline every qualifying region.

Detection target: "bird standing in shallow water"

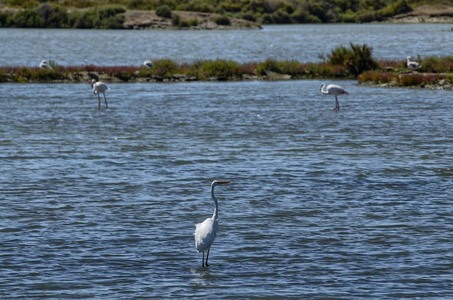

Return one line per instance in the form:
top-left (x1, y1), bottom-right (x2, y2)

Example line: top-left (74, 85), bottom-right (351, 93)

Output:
top-left (91, 79), bottom-right (109, 109)
top-left (194, 180), bottom-right (229, 267)
top-left (320, 83), bottom-right (349, 111)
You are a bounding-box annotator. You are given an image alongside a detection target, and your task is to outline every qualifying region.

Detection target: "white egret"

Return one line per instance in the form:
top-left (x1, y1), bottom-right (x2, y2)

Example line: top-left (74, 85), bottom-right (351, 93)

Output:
top-left (39, 60), bottom-right (51, 69)
top-left (320, 83), bottom-right (349, 111)
top-left (91, 79), bottom-right (109, 109)
top-left (407, 56), bottom-right (421, 70)
top-left (194, 180), bottom-right (229, 267)
top-left (143, 60), bottom-right (154, 68)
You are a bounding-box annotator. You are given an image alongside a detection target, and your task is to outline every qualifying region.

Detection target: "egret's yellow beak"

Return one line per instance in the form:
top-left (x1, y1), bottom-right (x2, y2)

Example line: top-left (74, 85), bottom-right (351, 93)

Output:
top-left (218, 181), bottom-right (229, 184)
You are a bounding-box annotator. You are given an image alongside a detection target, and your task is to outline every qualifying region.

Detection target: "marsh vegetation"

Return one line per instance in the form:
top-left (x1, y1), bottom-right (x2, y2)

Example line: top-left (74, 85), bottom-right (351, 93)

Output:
top-left (1, 43), bottom-right (451, 89)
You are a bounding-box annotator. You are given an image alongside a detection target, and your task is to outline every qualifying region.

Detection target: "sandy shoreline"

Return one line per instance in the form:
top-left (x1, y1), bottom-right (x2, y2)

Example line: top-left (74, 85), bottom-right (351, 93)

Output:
top-left (123, 10), bottom-right (261, 30)
top-left (385, 4), bottom-right (453, 24)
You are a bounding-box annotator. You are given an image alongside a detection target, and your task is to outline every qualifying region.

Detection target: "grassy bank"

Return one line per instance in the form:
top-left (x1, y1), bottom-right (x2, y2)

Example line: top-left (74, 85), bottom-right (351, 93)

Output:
top-left (1, 57), bottom-right (452, 90)
top-left (0, 43), bottom-right (376, 82)
top-left (0, 59), bottom-right (349, 83)
top-left (358, 56), bottom-right (453, 89)
top-left (1, 43), bottom-right (452, 90)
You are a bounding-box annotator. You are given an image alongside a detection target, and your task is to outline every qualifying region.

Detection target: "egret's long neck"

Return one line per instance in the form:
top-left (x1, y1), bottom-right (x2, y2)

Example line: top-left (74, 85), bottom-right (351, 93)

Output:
top-left (320, 84), bottom-right (328, 95)
top-left (211, 186), bottom-right (219, 220)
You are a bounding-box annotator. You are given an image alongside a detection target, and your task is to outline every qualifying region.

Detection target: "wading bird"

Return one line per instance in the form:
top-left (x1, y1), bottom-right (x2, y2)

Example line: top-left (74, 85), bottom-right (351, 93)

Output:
top-left (143, 60), bottom-right (154, 68)
top-left (406, 56), bottom-right (421, 70)
top-left (91, 79), bottom-right (109, 109)
top-left (320, 83), bottom-right (349, 111)
top-left (194, 180), bottom-right (229, 267)
top-left (39, 60), bottom-right (51, 69)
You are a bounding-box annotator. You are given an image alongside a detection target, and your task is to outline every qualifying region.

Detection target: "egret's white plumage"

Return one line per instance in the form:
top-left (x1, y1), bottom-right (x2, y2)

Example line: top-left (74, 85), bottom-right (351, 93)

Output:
top-left (91, 79), bottom-right (109, 109)
top-left (39, 60), bottom-right (51, 69)
top-left (320, 83), bottom-right (349, 111)
top-left (143, 60), bottom-right (154, 68)
top-left (407, 56), bottom-right (421, 70)
top-left (194, 180), bottom-right (229, 267)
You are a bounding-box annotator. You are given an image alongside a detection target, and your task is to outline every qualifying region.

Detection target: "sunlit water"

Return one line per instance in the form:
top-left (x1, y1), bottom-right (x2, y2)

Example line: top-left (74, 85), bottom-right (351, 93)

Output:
top-left (1, 24), bottom-right (452, 66)
top-left (1, 80), bottom-right (452, 298)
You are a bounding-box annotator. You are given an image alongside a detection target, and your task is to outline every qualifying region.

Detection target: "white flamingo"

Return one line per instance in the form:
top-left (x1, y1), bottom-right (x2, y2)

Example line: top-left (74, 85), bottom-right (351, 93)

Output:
top-left (194, 180), bottom-right (229, 267)
top-left (320, 83), bottom-right (349, 111)
top-left (406, 56), bottom-right (421, 70)
top-left (39, 60), bottom-right (51, 69)
top-left (91, 79), bottom-right (109, 109)
top-left (143, 60), bottom-right (154, 68)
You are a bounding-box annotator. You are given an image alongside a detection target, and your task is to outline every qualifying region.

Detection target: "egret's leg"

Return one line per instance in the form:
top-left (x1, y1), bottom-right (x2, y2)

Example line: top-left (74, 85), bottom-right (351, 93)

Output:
top-left (103, 93), bottom-right (108, 108)
top-left (202, 251), bottom-right (205, 267)
top-left (205, 248), bottom-right (210, 267)
top-left (98, 94), bottom-right (101, 109)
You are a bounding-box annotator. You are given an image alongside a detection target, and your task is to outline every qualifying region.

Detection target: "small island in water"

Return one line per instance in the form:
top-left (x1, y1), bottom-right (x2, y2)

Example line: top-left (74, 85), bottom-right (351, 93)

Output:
top-left (1, 43), bottom-right (452, 90)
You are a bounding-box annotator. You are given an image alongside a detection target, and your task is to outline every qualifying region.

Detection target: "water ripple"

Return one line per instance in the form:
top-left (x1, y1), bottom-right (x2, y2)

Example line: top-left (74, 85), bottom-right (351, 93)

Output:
top-left (1, 80), bottom-right (453, 298)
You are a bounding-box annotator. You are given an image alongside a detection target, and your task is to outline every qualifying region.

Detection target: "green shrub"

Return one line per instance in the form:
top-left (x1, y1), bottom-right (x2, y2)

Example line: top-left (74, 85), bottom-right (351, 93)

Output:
top-left (6, 3), bottom-right (125, 29)
top-left (156, 5), bottom-right (172, 18)
top-left (398, 74), bottom-right (425, 86)
top-left (199, 59), bottom-right (239, 79)
top-left (0, 11), bottom-right (11, 27)
top-left (179, 20), bottom-right (190, 27)
top-left (241, 13), bottom-right (256, 22)
top-left (188, 18), bottom-right (198, 26)
top-left (328, 45), bottom-right (351, 65)
top-left (328, 43), bottom-right (378, 76)
top-left (126, 0), bottom-right (152, 10)
top-left (9, 9), bottom-right (44, 27)
top-left (98, 6), bottom-right (126, 19)
top-left (309, 3), bottom-right (328, 22)
top-left (220, 2), bottom-right (241, 13)
top-left (68, 6), bottom-right (125, 29)
top-left (421, 56), bottom-right (453, 73)
top-left (177, 1), bottom-right (214, 13)
top-left (214, 15), bottom-right (230, 25)
top-left (69, 10), bottom-right (94, 28)
top-left (279, 60), bottom-right (305, 76)
top-left (256, 58), bottom-right (281, 74)
top-left (100, 14), bottom-right (124, 29)
top-left (37, 4), bottom-right (69, 28)
top-left (153, 59), bottom-right (178, 77)
top-left (7, 0), bottom-right (39, 9)
top-left (260, 14), bottom-right (274, 24)
top-left (355, 11), bottom-right (375, 23)
top-left (282, 3), bottom-right (295, 14)
top-left (384, 0), bottom-right (412, 16)
top-left (171, 13), bottom-right (180, 26)
top-left (272, 10), bottom-right (292, 24)
top-left (0, 69), bottom-right (7, 82)
top-left (291, 9), bottom-right (309, 23)
top-left (341, 10), bottom-right (356, 23)
top-left (358, 70), bottom-right (397, 84)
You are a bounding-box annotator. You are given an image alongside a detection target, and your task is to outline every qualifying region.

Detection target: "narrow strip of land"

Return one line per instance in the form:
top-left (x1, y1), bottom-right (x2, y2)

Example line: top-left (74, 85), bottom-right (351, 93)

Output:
top-left (1, 57), bottom-right (452, 90)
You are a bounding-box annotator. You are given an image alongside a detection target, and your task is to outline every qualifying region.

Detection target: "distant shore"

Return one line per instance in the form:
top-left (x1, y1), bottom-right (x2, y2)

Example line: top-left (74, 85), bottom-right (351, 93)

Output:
top-left (1, 3), bottom-right (452, 31)
top-left (122, 10), bottom-right (261, 30)
top-left (384, 4), bottom-right (453, 24)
